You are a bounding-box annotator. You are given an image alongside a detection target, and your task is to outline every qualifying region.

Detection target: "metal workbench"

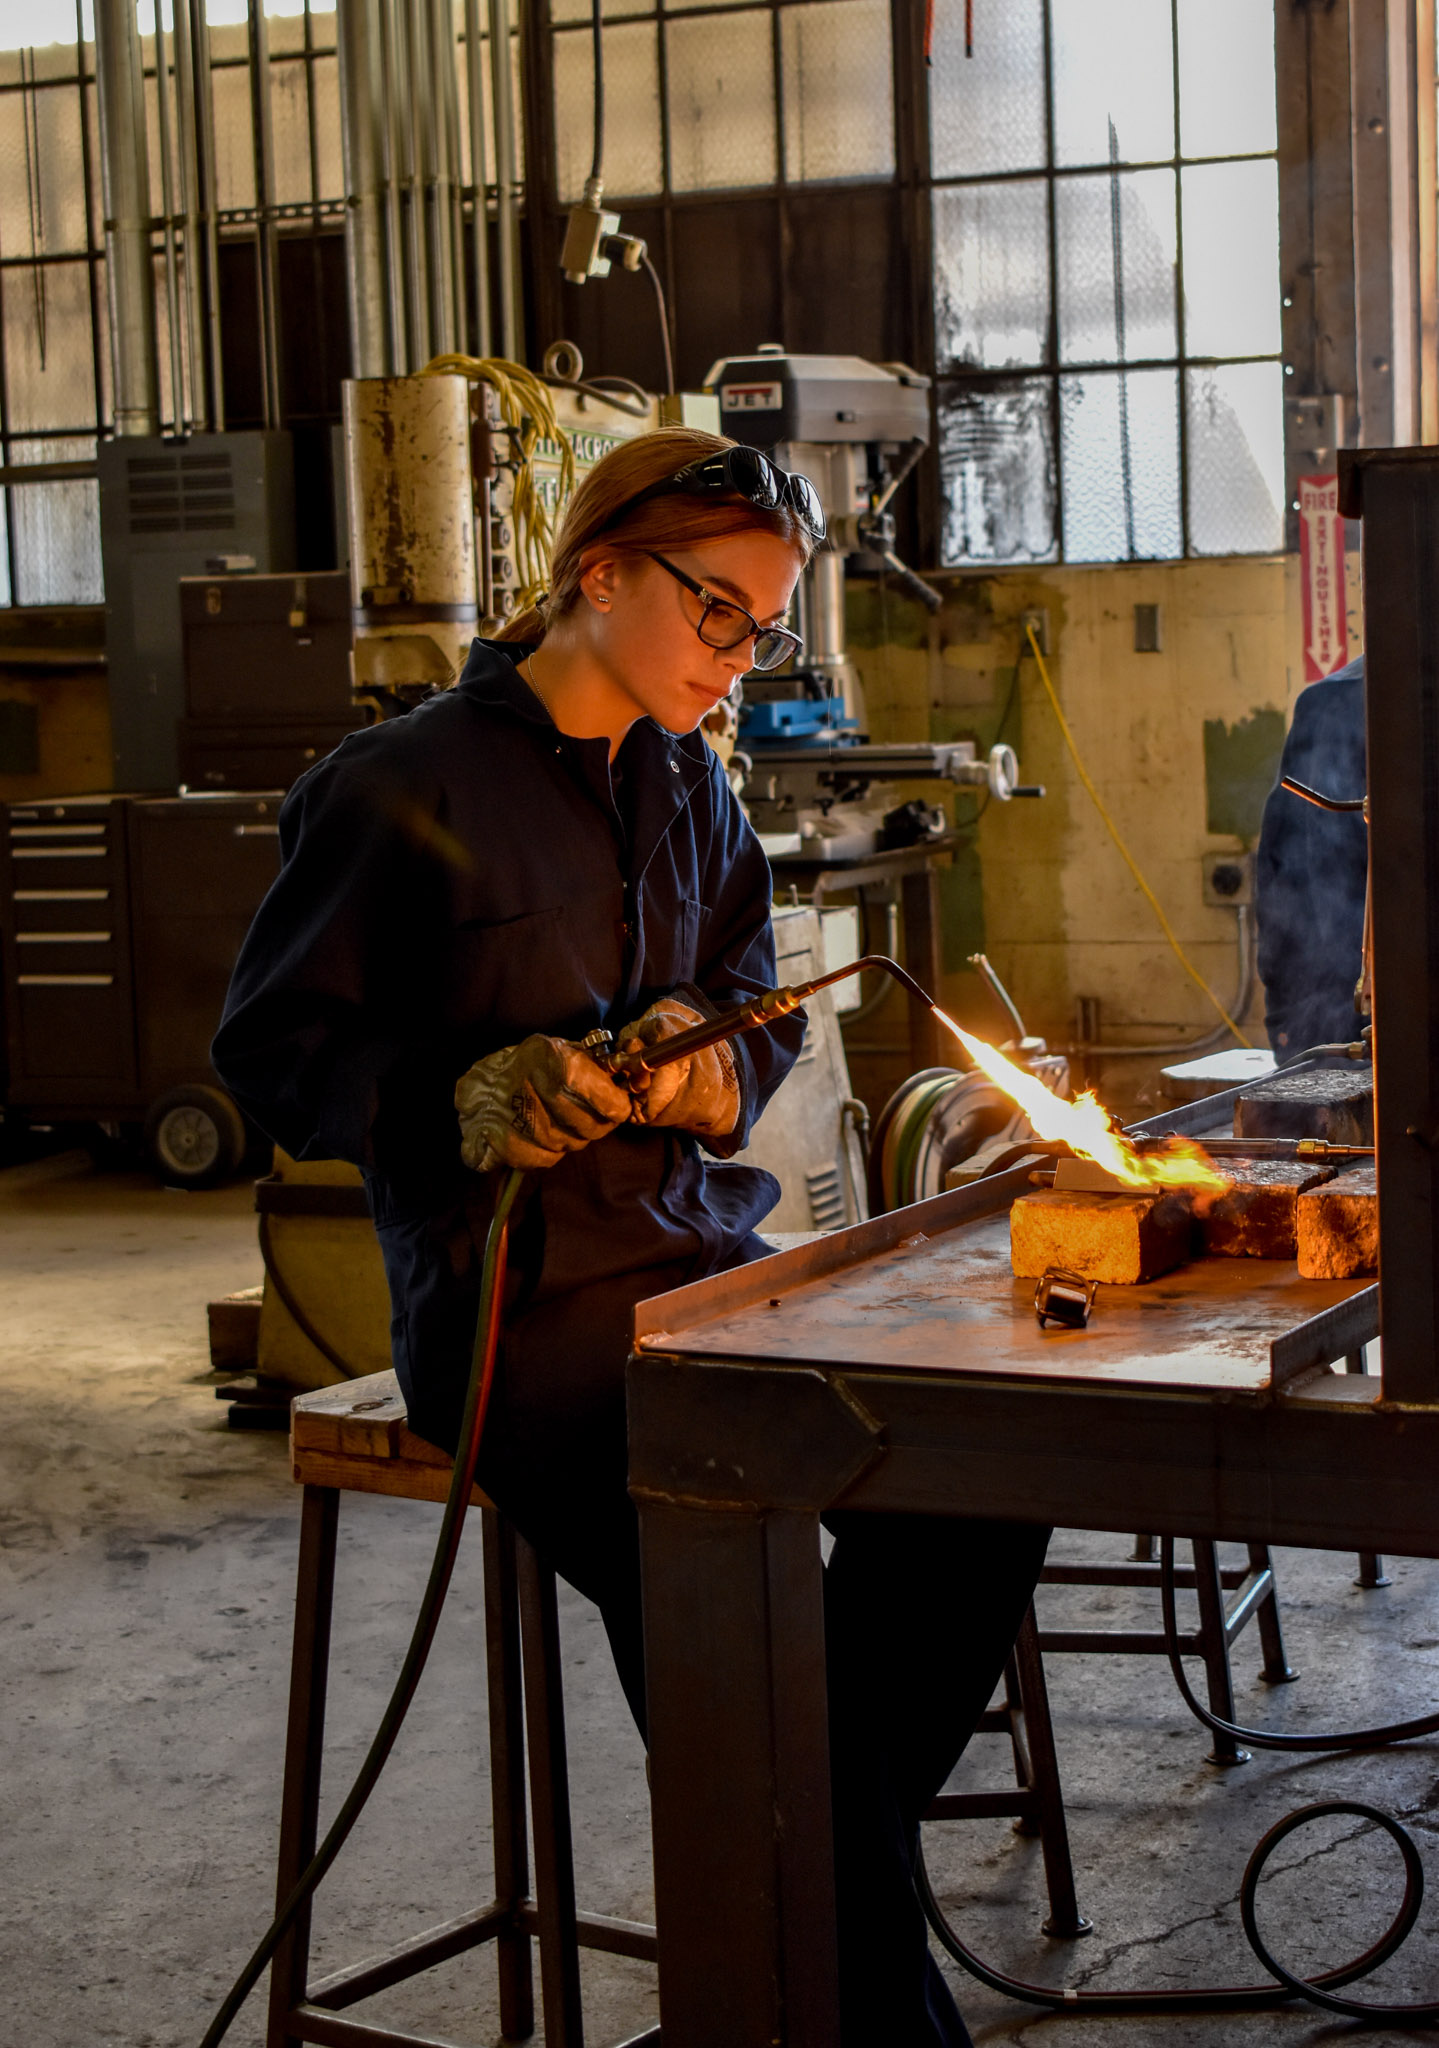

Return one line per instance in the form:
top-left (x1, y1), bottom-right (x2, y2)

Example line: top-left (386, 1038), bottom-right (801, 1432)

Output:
top-left (625, 447), bottom-right (1439, 2047)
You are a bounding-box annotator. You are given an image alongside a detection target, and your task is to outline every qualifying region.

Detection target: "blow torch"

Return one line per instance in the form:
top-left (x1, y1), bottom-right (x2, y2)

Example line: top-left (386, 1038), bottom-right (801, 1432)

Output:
top-left (582, 952), bottom-right (938, 1081)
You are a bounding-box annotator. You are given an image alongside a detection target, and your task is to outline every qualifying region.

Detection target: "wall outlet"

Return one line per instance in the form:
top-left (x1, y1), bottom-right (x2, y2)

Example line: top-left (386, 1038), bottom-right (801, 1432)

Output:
top-left (1202, 851), bottom-right (1254, 907)
top-left (1020, 606), bottom-right (1050, 655)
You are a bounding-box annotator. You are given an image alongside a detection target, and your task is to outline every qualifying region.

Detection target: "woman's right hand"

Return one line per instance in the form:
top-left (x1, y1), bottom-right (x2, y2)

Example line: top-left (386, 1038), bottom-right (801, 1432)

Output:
top-left (455, 1036), bottom-right (634, 1172)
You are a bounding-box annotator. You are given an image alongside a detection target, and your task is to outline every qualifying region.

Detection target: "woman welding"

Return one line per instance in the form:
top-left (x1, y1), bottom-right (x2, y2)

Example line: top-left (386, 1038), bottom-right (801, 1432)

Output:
top-left (213, 426), bottom-right (1048, 2047)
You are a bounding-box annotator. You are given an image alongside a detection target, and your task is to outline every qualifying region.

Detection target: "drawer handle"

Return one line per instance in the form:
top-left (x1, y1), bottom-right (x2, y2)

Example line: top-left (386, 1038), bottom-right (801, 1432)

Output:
top-left (18, 973), bottom-right (114, 986)
top-left (9, 824), bottom-right (105, 839)
top-left (234, 823), bottom-right (281, 837)
top-left (17, 931), bottom-right (112, 944)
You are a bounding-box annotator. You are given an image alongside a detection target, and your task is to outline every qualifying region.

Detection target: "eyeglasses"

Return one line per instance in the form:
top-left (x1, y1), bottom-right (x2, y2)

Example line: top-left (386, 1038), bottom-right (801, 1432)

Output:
top-left (631, 447), bottom-right (827, 543)
top-left (648, 552), bottom-right (803, 673)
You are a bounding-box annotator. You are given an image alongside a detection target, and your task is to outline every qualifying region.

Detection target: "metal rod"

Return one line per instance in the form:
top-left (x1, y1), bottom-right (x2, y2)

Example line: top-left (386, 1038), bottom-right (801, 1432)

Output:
top-left (435, 0), bottom-right (465, 354)
top-left (171, 0), bottom-right (209, 429)
top-left (93, 0), bottom-right (160, 436)
top-left (403, 0), bottom-right (430, 365)
top-left (0, 460), bottom-right (99, 486)
top-left (151, 0), bottom-right (187, 431)
top-left (463, 0), bottom-right (492, 356)
top-left (488, 0), bottom-right (520, 360)
top-left (246, 0), bottom-right (283, 428)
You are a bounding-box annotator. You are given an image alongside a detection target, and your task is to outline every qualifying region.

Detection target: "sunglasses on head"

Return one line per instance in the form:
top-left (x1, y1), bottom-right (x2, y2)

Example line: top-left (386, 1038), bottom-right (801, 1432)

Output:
top-left (626, 447), bottom-right (827, 543)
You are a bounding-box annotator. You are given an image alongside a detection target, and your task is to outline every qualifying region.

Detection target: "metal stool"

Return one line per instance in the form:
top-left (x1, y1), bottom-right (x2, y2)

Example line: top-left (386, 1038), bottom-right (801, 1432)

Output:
top-left (271, 1372), bottom-right (658, 2048)
top-left (925, 1605), bottom-right (1090, 1937)
top-left (1037, 1537), bottom-right (1294, 1764)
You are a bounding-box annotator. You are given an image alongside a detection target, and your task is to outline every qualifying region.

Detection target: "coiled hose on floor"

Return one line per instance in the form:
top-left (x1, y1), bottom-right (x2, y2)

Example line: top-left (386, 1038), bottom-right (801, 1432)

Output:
top-left (198, 1169), bottom-right (526, 2048)
top-left (919, 1533), bottom-right (1439, 2022)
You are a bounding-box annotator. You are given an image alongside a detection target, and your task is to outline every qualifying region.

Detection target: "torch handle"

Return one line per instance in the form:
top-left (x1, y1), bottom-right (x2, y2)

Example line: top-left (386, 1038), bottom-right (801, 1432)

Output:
top-left (594, 955), bottom-right (934, 1080)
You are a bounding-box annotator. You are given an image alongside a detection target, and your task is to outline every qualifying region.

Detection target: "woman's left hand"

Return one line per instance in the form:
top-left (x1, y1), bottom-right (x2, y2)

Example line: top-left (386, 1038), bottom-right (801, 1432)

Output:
top-left (619, 998), bottom-right (741, 1139)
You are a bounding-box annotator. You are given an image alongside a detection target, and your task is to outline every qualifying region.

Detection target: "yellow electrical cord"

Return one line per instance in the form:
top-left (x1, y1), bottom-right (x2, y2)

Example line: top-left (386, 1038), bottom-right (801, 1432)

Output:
top-left (1023, 619), bottom-right (1251, 1047)
top-left (421, 354), bottom-right (579, 611)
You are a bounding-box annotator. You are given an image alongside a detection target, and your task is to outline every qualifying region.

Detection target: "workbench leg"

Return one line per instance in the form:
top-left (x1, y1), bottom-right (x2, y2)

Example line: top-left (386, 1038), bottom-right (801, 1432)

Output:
top-left (1011, 1610), bottom-right (1091, 1939)
top-left (516, 1535), bottom-right (585, 2048)
top-left (640, 1500), bottom-right (839, 2048)
top-left (901, 868), bottom-right (946, 1071)
top-left (483, 1510), bottom-right (535, 2043)
top-left (1191, 1540), bottom-right (1248, 1766)
top-left (266, 1484), bottom-right (339, 2048)
top-left (1345, 1351), bottom-right (1392, 1587)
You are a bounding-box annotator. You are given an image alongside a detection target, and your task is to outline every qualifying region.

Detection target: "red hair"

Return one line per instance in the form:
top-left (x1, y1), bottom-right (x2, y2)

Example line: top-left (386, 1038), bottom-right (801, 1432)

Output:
top-left (496, 426), bottom-right (814, 643)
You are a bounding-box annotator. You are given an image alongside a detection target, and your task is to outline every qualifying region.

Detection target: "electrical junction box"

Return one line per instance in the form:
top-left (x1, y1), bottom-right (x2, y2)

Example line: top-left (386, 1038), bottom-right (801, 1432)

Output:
top-left (1203, 850), bottom-right (1254, 907)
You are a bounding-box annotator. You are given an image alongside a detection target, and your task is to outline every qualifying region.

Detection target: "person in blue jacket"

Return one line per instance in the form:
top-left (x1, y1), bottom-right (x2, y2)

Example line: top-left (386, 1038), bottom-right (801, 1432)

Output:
top-left (1256, 655), bottom-right (1368, 1055)
top-left (214, 426), bottom-right (1048, 2047)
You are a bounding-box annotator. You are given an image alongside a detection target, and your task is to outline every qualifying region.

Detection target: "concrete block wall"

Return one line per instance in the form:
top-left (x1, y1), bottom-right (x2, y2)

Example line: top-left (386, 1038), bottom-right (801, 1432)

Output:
top-left (844, 551), bottom-right (1365, 1121)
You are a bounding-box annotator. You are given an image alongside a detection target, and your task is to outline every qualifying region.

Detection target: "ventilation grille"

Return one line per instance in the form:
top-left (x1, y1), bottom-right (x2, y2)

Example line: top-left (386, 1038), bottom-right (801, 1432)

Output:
top-left (805, 1163), bottom-right (847, 1232)
top-left (127, 450), bottom-right (236, 536)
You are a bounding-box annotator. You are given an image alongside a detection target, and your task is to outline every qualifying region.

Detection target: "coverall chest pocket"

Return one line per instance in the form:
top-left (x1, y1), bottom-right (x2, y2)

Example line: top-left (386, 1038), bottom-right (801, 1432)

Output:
top-left (638, 894), bottom-right (707, 990)
top-left (448, 890), bottom-right (624, 1038)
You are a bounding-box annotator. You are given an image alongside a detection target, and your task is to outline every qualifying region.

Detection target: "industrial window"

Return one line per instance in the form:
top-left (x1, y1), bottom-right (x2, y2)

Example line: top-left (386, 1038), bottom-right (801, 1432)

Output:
top-left (928, 0), bottom-right (1283, 566)
top-left (547, 0), bottom-right (895, 205)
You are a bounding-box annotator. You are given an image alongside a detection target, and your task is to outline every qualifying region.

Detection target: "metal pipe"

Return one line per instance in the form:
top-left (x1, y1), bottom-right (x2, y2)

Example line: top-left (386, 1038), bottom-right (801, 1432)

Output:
top-left (336, 0), bottom-right (392, 375)
top-left (246, 0), bottom-right (283, 428)
top-left (412, 0), bottom-right (446, 359)
top-left (171, 0), bottom-right (209, 429)
top-left (432, 0), bottom-right (464, 355)
top-left (376, 0), bottom-right (409, 370)
top-left (188, 0), bottom-right (225, 428)
top-left (488, 0), bottom-right (520, 360)
top-left (151, 0), bottom-right (187, 431)
top-left (93, 0), bottom-right (160, 435)
top-left (401, 0), bottom-right (430, 365)
top-left (463, 0), bottom-right (492, 356)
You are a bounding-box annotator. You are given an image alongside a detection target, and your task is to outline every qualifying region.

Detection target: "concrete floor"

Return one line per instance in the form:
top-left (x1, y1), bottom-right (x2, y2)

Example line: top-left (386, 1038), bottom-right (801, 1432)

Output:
top-left (4, 1151), bottom-right (1439, 2048)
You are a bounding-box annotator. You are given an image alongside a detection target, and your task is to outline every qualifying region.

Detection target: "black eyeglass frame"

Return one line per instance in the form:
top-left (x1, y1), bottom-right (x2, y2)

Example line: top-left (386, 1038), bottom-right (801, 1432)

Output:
top-left (648, 552), bottom-right (804, 673)
top-left (624, 448), bottom-right (827, 543)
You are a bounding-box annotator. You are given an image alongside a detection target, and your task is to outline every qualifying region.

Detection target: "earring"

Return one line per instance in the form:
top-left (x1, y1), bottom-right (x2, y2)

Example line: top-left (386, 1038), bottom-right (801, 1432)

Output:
top-left (596, 596), bottom-right (610, 606)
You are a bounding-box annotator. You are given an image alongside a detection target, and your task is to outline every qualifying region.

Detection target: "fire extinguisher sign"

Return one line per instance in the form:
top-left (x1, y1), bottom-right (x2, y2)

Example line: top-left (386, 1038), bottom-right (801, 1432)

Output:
top-left (1298, 474), bottom-right (1348, 684)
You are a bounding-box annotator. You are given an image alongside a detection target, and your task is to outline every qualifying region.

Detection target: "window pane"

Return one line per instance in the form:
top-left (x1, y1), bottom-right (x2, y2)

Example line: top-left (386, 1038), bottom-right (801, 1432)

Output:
top-left (1186, 361), bottom-right (1283, 556)
top-left (929, 0), bottom-right (1044, 178)
top-left (3, 259), bottom-right (96, 429)
top-left (269, 55), bottom-right (312, 205)
top-left (1057, 167), bottom-right (1175, 364)
top-left (666, 10), bottom-right (775, 193)
top-left (1061, 367), bottom-right (1180, 560)
top-left (307, 7), bottom-right (337, 53)
top-left (1177, 0), bottom-right (1275, 159)
top-left (1181, 158), bottom-right (1280, 357)
top-left (0, 82), bottom-right (89, 257)
top-left (8, 435), bottom-right (102, 604)
top-left (937, 378), bottom-right (1056, 564)
top-left (0, 491), bottom-right (11, 605)
top-left (211, 56), bottom-right (257, 210)
top-left (933, 180), bottom-right (1048, 371)
top-left (310, 50), bottom-right (341, 197)
top-left (781, 0), bottom-right (893, 184)
top-left (555, 19), bottom-right (661, 202)
top-left (1050, 0), bottom-right (1173, 167)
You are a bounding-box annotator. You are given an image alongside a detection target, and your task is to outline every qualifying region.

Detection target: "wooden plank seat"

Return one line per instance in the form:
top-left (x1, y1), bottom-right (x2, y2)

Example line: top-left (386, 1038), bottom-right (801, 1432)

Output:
top-left (273, 1372), bottom-right (659, 2048)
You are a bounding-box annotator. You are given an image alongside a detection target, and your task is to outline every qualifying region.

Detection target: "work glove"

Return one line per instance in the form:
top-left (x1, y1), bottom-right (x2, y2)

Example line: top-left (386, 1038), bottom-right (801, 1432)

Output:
top-left (455, 1035), bottom-right (634, 1173)
top-left (618, 997), bottom-right (742, 1141)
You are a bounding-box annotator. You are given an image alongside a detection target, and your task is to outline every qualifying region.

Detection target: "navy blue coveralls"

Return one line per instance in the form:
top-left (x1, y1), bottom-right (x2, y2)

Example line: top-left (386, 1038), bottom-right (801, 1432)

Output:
top-left (214, 640), bottom-right (1048, 2048)
top-left (1256, 657), bottom-right (1368, 1055)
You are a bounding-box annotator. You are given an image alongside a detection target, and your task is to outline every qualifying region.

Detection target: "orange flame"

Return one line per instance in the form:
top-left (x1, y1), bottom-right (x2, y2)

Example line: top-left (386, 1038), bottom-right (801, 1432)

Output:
top-left (932, 1008), bottom-right (1228, 1193)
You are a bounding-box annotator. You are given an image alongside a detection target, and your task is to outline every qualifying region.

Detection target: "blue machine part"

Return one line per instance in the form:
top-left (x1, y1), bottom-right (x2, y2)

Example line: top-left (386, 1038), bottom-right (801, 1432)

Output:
top-left (739, 699), bottom-right (857, 744)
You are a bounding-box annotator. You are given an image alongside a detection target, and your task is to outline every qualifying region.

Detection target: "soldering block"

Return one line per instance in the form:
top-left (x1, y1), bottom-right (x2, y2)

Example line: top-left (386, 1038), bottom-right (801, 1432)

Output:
top-left (1009, 1188), bottom-right (1194, 1286)
top-left (1296, 1166), bottom-right (1378, 1279)
top-left (1197, 1159), bottom-right (1335, 1260)
top-left (1234, 1068), bottom-right (1374, 1146)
